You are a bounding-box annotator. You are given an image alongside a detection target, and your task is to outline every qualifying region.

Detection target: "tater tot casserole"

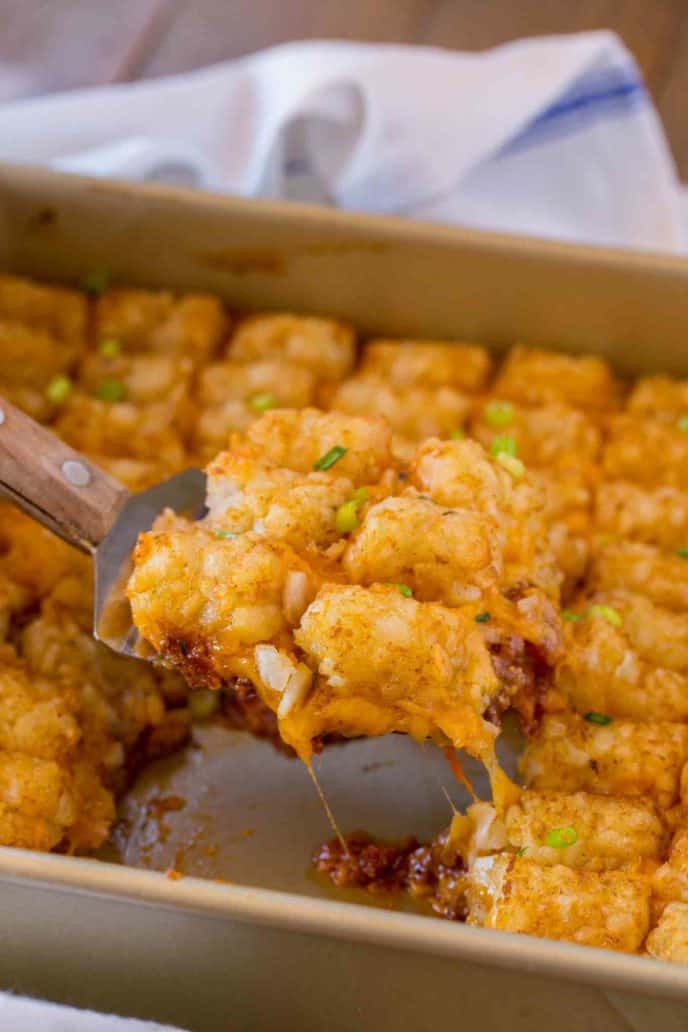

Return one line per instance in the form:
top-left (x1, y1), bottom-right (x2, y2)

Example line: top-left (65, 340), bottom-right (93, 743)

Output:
top-left (3, 269), bottom-right (688, 965)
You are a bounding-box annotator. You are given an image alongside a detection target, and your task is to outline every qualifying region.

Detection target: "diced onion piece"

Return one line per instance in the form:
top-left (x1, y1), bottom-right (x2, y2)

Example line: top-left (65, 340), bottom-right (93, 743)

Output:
top-left (283, 570), bottom-right (311, 624)
top-left (470, 802), bottom-right (508, 855)
top-left (254, 644), bottom-right (292, 695)
top-left (277, 663), bottom-right (313, 719)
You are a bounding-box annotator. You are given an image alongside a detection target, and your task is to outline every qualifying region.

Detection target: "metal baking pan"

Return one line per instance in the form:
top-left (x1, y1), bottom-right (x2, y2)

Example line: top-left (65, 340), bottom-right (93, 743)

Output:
top-left (1, 163), bottom-right (688, 1030)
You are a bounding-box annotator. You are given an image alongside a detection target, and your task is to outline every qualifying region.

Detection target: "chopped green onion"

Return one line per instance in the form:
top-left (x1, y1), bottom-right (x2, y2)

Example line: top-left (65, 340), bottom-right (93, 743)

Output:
top-left (485, 400), bottom-right (514, 428)
top-left (516, 847), bottom-right (527, 857)
top-left (335, 499), bottom-right (360, 534)
top-left (585, 711), bottom-right (613, 726)
top-left (490, 435), bottom-right (518, 458)
top-left (334, 487), bottom-right (369, 534)
top-left (474, 611), bottom-right (491, 623)
top-left (98, 338), bottom-right (121, 358)
top-left (215, 530), bottom-right (237, 539)
top-left (96, 379), bottom-right (126, 402)
top-left (313, 445), bottom-right (347, 471)
top-left (677, 547), bottom-right (688, 559)
top-left (545, 826), bottom-right (578, 849)
top-left (81, 270), bottom-right (110, 295)
top-left (387, 583), bottom-right (413, 598)
top-left (562, 610), bottom-right (583, 622)
top-left (45, 374), bottom-right (72, 405)
top-left (450, 428), bottom-right (465, 440)
top-left (189, 688), bottom-right (220, 721)
top-left (678, 415), bottom-right (688, 434)
top-left (588, 604), bottom-right (622, 627)
top-left (496, 453), bottom-right (525, 478)
top-left (249, 392), bottom-right (277, 413)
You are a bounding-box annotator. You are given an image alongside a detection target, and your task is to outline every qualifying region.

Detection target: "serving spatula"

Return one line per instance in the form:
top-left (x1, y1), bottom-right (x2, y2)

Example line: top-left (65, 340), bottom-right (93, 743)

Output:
top-left (0, 395), bottom-right (206, 659)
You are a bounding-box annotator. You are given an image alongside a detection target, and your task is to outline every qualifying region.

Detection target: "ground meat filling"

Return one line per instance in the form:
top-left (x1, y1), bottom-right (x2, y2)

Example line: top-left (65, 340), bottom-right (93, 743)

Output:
top-left (220, 678), bottom-right (338, 756)
top-left (314, 830), bottom-right (467, 920)
top-left (488, 637), bottom-right (552, 735)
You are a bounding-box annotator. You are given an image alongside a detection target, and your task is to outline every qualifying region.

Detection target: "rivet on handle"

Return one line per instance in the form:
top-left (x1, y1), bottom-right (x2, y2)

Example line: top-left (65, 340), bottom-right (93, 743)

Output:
top-left (61, 459), bottom-right (92, 487)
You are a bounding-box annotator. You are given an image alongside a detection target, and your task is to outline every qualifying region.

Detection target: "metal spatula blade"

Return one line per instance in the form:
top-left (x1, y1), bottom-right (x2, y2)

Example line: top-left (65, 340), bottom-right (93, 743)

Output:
top-left (94, 467), bottom-right (206, 658)
top-left (0, 395), bottom-right (206, 662)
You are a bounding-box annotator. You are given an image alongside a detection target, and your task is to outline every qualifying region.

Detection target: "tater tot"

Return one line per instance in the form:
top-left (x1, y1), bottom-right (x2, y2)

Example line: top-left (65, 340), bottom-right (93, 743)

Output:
top-left (521, 713), bottom-right (688, 808)
top-left (360, 339), bottom-right (491, 392)
top-left (466, 854), bottom-right (650, 952)
top-left (228, 314), bottom-right (355, 381)
top-left (603, 415), bottom-right (688, 488)
top-left (493, 346), bottom-right (618, 412)
top-left (94, 288), bottom-right (226, 362)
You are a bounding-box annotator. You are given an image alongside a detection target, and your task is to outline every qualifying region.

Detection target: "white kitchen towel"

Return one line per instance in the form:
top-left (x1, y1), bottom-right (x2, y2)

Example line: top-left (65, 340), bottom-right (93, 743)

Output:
top-left (0, 994), bottom-right (184, 1031)
top-left (0, 30), bottom-right (683, 251)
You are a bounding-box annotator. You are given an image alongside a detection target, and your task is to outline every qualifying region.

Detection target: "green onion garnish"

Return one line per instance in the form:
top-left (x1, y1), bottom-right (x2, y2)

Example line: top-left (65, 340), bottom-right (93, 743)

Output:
top-left (189, 688), bottom-right (220, 721)
top-left (98, 338), bottom-right (121, 358)
top-left (516, 847), bottom-right (527, 857)
top-left (677, 548), bottom-right (688, 559)
top-left (588, 604), bottom-right (622, 627)
top-left (496, 453), bottom-right (525, 478)
top-left (490, 435), bottom-right (517, 458)
top-left (474, 611), bottom-right (491, 623)
top-left (215, 530), bottom-right (237, 539)
top-left (545, 826), bottom-right (578, 849)
top-left (96, 379), bottom-right (126, 402)
top-left (485, 400), bottom-right (514, 428)
top-left (81, 270), bottom-right (110, 295)
top-left (334, 487), bottom-right (369, 535)
top-left (249, 392), bottom-right (277, 413)
top-left (584, 712), bottom-right (613, 725)
top-left (562, 610), bottom-right (583, 622)
top-left (450, 428), bottom-right (465, 440)
top-left (313, 445), bottom-right (347, 471)
top-left (678, 415), bottom-right (688, 434)
top-left (387, 583), bottom-right (413, 598)
top-left (45, 374), bottom-right (72, 405)
top-left (335, 499), bottom-right (360, 534)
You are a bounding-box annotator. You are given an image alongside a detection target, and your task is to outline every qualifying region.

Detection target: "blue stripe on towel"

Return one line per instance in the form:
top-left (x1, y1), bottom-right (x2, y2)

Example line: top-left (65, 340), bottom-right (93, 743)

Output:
top-left (501, 64), bottom-right (646, 156)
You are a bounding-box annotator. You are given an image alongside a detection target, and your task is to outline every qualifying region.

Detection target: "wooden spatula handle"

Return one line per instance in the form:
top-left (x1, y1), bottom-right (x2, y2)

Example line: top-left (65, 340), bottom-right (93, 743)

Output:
top-left (0, 395), bottom-right (129, 554)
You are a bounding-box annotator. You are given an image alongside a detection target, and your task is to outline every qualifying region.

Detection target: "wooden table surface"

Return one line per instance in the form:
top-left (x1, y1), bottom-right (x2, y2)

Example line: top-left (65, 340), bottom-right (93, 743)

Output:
top-left (2, 0), bottom-right (687, 178)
